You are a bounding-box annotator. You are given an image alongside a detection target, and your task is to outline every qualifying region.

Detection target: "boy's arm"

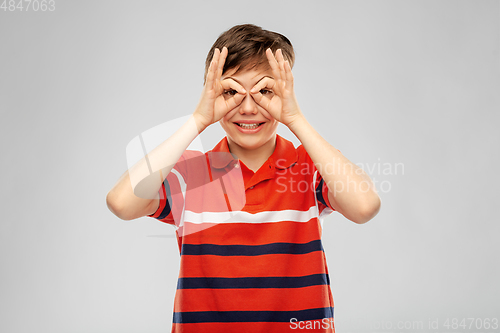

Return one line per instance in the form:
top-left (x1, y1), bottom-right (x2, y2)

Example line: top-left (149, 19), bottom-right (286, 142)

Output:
top-left (106, 47), bottom-right (246, 220)
top-left (251, 49), bottom-right (380, 224)
top-left (106, 115), bottom-right (201, 220)
top-left (287, 117), bottom-right (381, 224)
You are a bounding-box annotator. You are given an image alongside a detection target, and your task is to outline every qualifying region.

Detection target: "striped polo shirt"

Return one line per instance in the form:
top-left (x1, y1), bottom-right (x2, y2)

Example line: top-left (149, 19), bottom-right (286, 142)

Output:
top-left (149, 134), bottom-right (337, 333)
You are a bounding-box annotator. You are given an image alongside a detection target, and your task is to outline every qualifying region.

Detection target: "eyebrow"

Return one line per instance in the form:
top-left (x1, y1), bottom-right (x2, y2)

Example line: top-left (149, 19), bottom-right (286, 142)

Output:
top-left (224, 75), bottom-right (273, 86)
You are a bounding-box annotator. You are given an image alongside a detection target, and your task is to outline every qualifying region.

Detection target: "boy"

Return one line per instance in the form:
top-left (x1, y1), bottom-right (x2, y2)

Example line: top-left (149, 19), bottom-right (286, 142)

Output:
top-left (107, 24), bottom-right (380, 333)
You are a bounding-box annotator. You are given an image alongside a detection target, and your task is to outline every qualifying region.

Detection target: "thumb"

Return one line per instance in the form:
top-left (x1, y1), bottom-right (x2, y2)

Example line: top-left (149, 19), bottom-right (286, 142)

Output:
top-left (249, 77), bottom-right (275, 110)
top-left (226, 91), bottom-right (246, 110)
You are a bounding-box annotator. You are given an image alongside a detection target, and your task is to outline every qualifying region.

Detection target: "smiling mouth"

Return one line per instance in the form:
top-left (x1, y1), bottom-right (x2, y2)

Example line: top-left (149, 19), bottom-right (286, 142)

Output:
top-left (236, 123), bottom-right (265, 129)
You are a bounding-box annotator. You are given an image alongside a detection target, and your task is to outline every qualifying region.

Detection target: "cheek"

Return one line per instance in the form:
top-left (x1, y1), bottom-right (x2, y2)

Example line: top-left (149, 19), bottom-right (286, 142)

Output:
top-left (219, 119), bottom-right (232, 135)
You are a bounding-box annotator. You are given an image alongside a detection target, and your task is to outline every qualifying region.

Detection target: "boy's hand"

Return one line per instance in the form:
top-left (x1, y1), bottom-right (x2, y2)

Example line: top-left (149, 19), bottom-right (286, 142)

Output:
top-left (193, 47), bottom-right (246, 132)
top-left (250, 48), bottom-right (303, 127)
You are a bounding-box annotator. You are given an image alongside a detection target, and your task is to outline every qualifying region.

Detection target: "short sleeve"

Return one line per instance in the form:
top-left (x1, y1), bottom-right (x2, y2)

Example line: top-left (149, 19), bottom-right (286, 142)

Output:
top-left (147, 172), bottom-right (177, 225)
top-left (147, 150), bottom-right (203, 225)
top-left (314, 148), bottom-right (342, 214)
top-left (297, 145), bottom-right (341, 215)
top-left (315, 175), bottom-right (335, 214)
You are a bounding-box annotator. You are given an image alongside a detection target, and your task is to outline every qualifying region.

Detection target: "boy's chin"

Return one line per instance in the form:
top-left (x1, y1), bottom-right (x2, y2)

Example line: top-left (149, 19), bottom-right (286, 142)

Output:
top-left (228, 132), bottom-right (276, 150)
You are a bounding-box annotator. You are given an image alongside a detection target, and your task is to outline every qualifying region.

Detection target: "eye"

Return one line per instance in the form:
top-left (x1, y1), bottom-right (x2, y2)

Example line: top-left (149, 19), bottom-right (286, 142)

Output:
top-left (224, 89), bottom-right (238, 96)
top-left (260, 89), bottom-right (273, 95)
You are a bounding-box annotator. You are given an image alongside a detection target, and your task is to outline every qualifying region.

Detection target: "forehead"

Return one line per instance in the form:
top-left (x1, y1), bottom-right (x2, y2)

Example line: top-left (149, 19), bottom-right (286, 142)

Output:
top-left (222, 65), bottom-right (273, 83)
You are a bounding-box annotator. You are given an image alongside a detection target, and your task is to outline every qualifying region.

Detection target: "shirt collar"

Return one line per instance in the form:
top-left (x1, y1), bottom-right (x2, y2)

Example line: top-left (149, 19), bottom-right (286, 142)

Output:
top-left (208, 137), bottom-right (238, 169)
top-left (209, 134), bottom-right (297, 170)
top-left (268, 134), bottom-right (298, 169)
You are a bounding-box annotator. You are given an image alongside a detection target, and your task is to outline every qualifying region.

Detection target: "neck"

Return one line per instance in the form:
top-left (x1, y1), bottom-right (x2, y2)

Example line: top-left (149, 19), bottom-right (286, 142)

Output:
top-left (227, 135), bottom-right (277, 172)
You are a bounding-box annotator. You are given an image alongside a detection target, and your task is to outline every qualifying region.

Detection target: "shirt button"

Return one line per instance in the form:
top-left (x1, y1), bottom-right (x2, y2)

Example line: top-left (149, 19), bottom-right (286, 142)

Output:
top-left (234, 164), bottom-right (239, 168)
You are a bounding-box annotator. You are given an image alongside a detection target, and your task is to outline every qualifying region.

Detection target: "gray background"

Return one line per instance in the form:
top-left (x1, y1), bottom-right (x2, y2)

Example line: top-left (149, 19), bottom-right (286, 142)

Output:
top-left (1, 1), bottom-right (499, 332)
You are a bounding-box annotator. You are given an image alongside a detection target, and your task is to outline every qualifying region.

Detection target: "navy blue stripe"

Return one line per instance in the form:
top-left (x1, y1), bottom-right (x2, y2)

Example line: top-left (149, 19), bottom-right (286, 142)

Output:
top-left (158, 180), bottom-right (172, 220)
top-left (177, 273), bottom-right (329, 290)
top-left (173, 306), bottom-right (333, 323)
top-left (181, 239), bottom-right (323, 256)
top-left (316, 178), bottom-right (327, 207)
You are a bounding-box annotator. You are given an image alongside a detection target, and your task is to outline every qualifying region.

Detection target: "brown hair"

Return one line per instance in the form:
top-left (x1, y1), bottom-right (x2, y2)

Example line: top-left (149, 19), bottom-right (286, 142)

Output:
top-left (204, 24), bottom-right (295, 83)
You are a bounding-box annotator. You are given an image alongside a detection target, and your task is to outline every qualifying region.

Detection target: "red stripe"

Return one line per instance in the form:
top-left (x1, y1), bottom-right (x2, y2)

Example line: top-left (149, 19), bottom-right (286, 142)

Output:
top-left (179, 251), bottom-right (327, 278)
top-left (181, 220), bottom-right (322, 246)
top-left (174, 285), bottom-right (334, 312)
top-left (172, 321), bottom-right (334, 333)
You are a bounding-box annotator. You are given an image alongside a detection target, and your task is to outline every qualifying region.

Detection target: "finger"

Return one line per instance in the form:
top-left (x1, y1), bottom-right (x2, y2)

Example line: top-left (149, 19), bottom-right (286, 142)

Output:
top-left (277, 50), bottom-right (290, 93)
top-left (250, 77), bottom-right (275, 94)
top-left (265, 48), bottom-right (282, 81)
top-left (223, 107), bottom-right (240, 120)
top-left (249, 78), bottom-right (274, 109)
top-left (216, 47), bottom-right (228, 83)
top-left (206, 48), bottom-right (220, 90)
top-left (221, 78), bottom-right (247, 109)
top-left (284, 60), bottom-right (294, 86)
top-left (275, 50), bottom-right (289, 92)
top-left (205, 57), bottom-right (215, 88)
top-left (249, 88), bottom-right (266, 107)
top-left (220, 78), bottom-right (247, 94)
top-left (250, 92), bottom-right (275, 122)
top-left (276, 49), bottom-right (287, 78)
top-left (225, 91), bottom-right (246, 110)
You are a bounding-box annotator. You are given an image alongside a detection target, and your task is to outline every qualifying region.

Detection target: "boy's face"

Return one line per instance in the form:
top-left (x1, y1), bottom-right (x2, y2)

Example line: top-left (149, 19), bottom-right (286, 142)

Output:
top-left (219, 66), bottom-right (279, 153)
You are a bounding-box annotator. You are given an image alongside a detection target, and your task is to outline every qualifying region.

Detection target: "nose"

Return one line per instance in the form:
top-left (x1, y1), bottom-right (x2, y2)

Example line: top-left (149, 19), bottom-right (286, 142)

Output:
top-left (238, 93), bottom-right (258, 115)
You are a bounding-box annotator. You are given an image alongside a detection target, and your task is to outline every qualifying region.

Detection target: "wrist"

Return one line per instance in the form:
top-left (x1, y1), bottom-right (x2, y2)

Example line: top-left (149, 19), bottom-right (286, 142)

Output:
top-left (286, 112), bottom-right (307, 134)
top-left (192, 112), bottom-right (209, 133)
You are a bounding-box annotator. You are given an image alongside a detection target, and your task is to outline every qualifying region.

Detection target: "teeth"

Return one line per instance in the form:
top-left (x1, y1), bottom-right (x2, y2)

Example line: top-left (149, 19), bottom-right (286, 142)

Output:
top-left (239, 123), bottom-right (260, 129)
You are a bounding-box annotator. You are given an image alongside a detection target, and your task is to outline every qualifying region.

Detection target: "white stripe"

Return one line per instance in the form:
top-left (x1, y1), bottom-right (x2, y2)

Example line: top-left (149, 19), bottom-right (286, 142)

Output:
top-left (183, 205), bottom-right (320, 224)
top-left (313, 170), bottom-right (319, 209)
top-left (320, 207), bottom-right (334, 219)
top-left (171, 169), bottom-right (187, 228)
